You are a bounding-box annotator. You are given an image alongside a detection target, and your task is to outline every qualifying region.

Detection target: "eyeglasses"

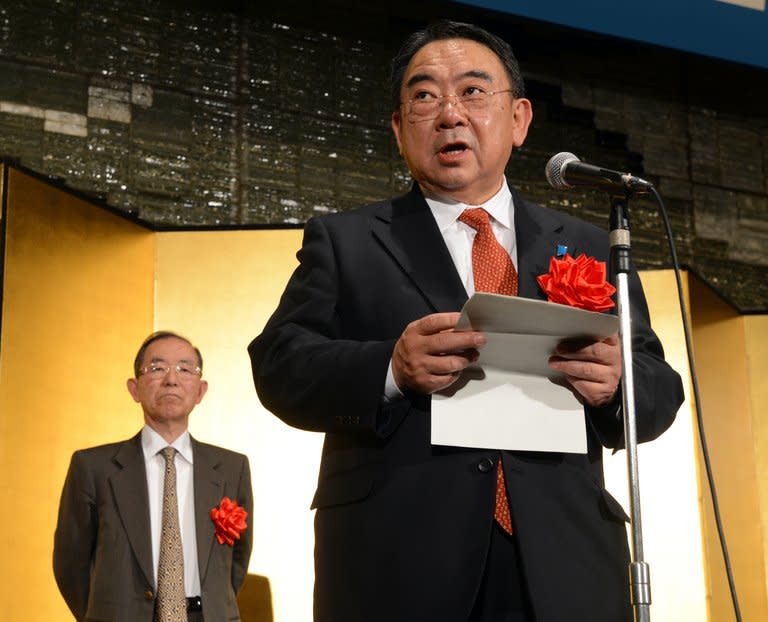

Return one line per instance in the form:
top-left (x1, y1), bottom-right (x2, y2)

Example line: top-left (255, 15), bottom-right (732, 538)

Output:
top-left (402, 88), bottom-right (515, 121)
top-left (137, 363), bottom-right (202, 380)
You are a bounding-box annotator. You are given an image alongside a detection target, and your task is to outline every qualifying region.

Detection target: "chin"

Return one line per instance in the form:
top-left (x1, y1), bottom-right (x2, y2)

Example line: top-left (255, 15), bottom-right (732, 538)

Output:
top-left (429, 173), bottom-right (472, 193)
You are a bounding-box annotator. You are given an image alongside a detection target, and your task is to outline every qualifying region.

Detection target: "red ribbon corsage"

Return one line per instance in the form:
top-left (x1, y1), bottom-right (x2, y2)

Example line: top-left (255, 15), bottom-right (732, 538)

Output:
top-left (210, 496), bottom-right (248, 546)
top-left (536, 252), bottom-right (616, 312)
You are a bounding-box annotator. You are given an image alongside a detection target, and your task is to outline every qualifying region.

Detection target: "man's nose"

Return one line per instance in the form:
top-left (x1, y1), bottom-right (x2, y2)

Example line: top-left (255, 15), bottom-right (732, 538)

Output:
top-left (436, 95), bottom-right (468, 126)
top-left (163, 367), bottom-right (180, 385)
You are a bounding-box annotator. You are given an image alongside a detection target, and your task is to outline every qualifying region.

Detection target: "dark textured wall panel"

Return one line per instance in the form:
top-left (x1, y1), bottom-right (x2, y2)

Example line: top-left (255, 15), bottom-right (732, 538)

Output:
top-left (0, 0), bottom-right (767, 310)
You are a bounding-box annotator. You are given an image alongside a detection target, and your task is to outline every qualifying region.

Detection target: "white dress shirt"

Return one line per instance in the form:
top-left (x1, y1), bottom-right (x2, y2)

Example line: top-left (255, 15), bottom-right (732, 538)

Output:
top-left (141, 425), bottom-right (201, 597)
top-left (423, 179), bottom-right (518, 293)
top-left (384, 180), bottom-right (518, 399)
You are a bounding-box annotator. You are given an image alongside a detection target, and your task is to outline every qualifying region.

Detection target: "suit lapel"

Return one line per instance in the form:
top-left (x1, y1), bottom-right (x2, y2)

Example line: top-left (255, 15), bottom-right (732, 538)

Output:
top-left (111, 433), bottom-right (155, 588)
top-left (370, 186), bottom-right (468, 312)
top-left (513, 188), bottom-right (570, 300)
top-left (191, 438), bottom-right (224, 586)
top-left (368, 184), bottom-right (576, 308)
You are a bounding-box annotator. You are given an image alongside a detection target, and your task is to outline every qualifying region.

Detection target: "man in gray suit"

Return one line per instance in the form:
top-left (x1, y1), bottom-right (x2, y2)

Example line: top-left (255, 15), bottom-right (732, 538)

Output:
top-left (54, 331), bottom-right (253, 622)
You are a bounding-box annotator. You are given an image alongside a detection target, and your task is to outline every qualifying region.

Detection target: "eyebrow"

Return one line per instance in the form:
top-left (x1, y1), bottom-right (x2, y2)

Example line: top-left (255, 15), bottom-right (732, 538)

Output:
top-left (405, 69), bottom-right (494, 90)
top-left (148, 356), bottom-right (196, 365)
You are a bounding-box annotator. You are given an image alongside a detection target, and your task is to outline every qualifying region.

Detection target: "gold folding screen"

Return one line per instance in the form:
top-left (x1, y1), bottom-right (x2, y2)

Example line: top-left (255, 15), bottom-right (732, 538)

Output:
top-left (0, 164), bottom-right (155, 621)
top-left (1, 163), bottom-right (766, 621)
top-left (689, 279), bottom-right (768, 620)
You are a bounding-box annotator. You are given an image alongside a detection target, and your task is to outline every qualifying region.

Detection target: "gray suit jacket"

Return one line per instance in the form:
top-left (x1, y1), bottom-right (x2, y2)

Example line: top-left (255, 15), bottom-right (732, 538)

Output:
top-left (53, 432), bottom-right (253, 622)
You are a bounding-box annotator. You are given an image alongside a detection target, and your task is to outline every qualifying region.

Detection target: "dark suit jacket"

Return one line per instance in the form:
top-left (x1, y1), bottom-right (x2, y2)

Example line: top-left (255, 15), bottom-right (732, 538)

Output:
top-left (248, 185), bottom-right (684, 622)
top-left (53, 432), bottom-right (253, 622)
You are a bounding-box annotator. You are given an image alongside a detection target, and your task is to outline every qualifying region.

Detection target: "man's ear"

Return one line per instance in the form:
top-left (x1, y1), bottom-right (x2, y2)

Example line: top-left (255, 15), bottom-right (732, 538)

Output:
top-left (510, 97), bottom-right (533, 148)
top-left (391, 111), bottom-right (404, 156)
top-left (126, 377), bottom-right (140, 403)
top-left (195, 380), bottom-right (209, 405)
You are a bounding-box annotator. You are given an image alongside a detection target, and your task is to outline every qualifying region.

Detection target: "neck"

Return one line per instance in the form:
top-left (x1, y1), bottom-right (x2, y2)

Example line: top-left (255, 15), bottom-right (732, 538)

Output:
top-left (419, 178), bottom-right (505, 206)
top-left (145, 420), bottom-right (188, 444)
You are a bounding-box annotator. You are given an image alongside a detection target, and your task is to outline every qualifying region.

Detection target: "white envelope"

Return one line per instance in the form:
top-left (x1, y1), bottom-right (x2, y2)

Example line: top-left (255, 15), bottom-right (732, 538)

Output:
top-left (431, 293), bottom-right (620, 454)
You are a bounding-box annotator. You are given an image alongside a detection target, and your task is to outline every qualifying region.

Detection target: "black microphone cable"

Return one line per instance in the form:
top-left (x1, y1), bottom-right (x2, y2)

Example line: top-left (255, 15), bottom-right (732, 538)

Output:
top-left (545, 151), bottom-right (743, 618)
top-left (650, 184), bottom-right (743, 622)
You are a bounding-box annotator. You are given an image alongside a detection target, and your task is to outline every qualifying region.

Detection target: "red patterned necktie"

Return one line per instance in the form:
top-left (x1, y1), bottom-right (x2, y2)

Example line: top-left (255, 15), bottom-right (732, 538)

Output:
top-left (459, 207), bottom-right (517, 535)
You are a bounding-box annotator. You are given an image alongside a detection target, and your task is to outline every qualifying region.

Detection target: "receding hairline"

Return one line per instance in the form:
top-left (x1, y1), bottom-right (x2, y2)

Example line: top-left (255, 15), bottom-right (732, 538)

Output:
top-left (133, 331), bottom-right (203, 377)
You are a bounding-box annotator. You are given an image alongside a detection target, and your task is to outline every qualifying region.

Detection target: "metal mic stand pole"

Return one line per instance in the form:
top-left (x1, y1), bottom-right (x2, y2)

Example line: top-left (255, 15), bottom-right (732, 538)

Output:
top-left (609, 193), bottom-right (651, 622)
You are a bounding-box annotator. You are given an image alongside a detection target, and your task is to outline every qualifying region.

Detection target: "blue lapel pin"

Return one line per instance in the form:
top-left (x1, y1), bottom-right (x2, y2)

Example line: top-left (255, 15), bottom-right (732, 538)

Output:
top-left (556, 244), bottom-right (568, 258)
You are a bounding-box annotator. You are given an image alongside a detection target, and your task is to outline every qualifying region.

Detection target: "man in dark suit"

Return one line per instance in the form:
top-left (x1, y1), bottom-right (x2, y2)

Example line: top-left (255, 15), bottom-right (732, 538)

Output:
top-left (54, 331), bottom-right (253, 622)
top-left (248, 20), bottom-right (684, 622)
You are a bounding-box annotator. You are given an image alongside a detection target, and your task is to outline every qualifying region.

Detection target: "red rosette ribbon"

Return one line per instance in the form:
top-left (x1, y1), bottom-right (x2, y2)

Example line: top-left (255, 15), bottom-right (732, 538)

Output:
top-left (210, 496), bottom-right (248, 546)
top-left (536, 252), bottom-right (616, 311)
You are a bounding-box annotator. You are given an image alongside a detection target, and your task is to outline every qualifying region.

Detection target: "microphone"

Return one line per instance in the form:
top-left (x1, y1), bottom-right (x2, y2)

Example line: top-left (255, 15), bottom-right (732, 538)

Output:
top-left (545, 152), bottom-right (653, 195)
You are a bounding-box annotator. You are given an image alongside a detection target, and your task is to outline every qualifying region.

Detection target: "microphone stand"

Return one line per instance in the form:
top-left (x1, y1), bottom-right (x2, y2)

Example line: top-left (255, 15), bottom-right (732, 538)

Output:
top-left (609, 193), bottom-right (651, 622)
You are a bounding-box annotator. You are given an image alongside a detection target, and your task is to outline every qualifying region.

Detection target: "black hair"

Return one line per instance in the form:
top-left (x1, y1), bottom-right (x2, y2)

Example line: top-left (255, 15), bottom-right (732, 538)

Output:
top-left (390, 19), bottom-right (526, 111)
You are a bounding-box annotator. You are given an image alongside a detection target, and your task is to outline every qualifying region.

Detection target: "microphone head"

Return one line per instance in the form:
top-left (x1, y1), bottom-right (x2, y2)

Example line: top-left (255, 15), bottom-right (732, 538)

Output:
top-left (545, 151), bottom-right (579, 190)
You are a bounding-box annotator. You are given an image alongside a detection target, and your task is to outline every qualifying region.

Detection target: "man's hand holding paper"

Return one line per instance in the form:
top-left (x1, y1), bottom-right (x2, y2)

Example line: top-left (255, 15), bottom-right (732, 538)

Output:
top-left (430, 294), bottom-right (622, 453)
top-left (548, 333), bottom-right (622, 407)
top-left (392, 311), bottom-right (486, 395)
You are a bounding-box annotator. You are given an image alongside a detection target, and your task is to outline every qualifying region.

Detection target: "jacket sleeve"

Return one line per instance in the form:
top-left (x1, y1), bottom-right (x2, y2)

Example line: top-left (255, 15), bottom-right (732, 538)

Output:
top-left (231, 455), bottom-right (254, 594)
top-left (586, 267), bottom-right (685, 449)
top-left (53, 451), bottom-right (96, 621)
top-left (248, 216), bottom-right (397, 437)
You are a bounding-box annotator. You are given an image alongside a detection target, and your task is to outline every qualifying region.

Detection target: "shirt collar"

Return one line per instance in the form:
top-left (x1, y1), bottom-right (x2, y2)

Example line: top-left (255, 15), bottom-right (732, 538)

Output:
top-left (423, 178), bottom-right (514, 232)
top-left (141, 425), bottom-right (194, 465)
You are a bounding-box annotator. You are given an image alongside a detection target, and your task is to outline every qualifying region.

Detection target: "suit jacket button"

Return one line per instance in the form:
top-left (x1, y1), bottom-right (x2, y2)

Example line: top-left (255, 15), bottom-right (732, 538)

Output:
top-left (477, 457), bottom-right (495, 473)
top-left (144, 590), bottom-right (154, 601)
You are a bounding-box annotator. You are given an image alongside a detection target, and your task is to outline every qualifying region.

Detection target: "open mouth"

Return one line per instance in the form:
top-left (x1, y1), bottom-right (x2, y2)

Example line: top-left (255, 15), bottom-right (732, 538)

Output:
top-left (439, 141), bottom-right (469, 154)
